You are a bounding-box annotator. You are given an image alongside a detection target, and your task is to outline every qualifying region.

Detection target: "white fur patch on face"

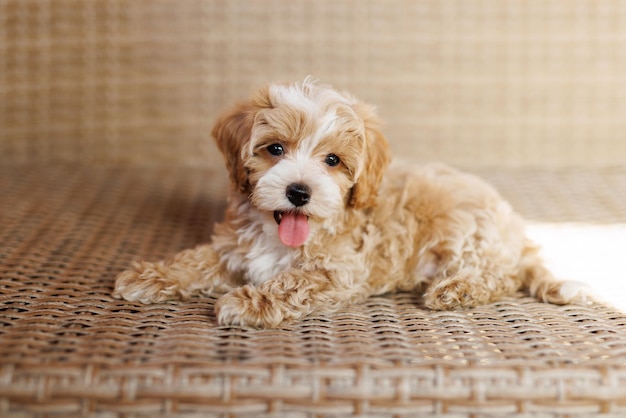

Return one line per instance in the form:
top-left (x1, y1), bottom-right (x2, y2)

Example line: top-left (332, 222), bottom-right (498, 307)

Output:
top-left (269, 83), bottom-right (318, 117)
top-left (253, 154), bottom-right (343, 219)
top-left (268, 78), bottom-right (351, 119)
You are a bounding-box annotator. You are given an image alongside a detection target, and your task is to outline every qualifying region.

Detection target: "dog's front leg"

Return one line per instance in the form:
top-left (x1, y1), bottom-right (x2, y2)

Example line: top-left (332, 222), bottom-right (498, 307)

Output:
top-left (215, 269), bottom-right (365, 328)
top-left (113, 244), bottom-right (234, 304)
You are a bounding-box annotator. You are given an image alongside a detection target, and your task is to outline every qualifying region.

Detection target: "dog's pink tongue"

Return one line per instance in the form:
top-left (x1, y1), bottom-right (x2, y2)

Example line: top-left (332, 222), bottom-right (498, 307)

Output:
top-left (278, 213), bottom-right (310, 247)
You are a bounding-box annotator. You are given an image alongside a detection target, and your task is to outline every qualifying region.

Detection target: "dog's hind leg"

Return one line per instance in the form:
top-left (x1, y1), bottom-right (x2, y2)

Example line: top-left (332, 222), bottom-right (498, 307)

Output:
top-left (113, 244), bottom-right (235, 304)
top-left (422, 239), bottom-right (591, 310)
top-left (422, 260), bottom-right (521, 310)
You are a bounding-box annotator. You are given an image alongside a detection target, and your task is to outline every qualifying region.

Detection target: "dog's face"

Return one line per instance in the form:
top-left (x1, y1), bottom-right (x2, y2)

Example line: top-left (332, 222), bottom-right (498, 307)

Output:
top-left (212, 79), bottom-right (390, 247)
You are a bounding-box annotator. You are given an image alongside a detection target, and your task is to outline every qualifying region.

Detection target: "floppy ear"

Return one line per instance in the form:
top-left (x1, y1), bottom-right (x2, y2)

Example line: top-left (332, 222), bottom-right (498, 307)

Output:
top-left (349, 104), bottom-right (391, 209)
top-left (211, 95), bottom-right (268, 194)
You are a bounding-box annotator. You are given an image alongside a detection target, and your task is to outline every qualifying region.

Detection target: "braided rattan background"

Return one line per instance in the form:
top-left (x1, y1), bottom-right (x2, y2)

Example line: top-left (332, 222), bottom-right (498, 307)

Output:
top-left (2, 0), bottom-right (626, 168)
top-left (1, 166), bottom-right (626, 417)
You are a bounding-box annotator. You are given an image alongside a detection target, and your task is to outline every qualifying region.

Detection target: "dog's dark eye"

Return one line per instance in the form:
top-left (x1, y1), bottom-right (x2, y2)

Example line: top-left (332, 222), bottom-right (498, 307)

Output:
top-left (325, 154), bottom-right (340, 167)
top-left (267, 143), bottom-right (284, 157)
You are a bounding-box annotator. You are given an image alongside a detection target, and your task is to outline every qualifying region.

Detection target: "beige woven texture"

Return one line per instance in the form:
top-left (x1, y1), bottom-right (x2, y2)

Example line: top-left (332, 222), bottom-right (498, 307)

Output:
top-left (2, 0), bottom-right (626, 167)
top-left (2, 1), bottom-right (626, 417)
top-left (1, 165), bottom-right (626, 417)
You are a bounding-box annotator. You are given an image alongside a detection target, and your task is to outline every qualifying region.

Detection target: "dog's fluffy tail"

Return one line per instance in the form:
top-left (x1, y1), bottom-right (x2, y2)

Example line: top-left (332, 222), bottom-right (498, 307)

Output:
top-left (518, 243), bottom-right (591, 305)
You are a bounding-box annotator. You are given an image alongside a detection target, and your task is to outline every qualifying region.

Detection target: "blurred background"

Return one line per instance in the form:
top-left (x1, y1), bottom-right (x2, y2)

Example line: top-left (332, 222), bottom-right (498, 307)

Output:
top-left (2, 0), bottom-right (625, 168)
top-left (1, 0), bottom-right (625, 309)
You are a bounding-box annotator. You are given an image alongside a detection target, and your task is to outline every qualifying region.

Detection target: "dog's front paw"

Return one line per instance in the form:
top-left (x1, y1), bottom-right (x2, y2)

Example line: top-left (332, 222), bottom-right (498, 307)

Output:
top-left (113, 261), bottom-right (190, 304)
top-left (215, 286), bottom-right (287, 328)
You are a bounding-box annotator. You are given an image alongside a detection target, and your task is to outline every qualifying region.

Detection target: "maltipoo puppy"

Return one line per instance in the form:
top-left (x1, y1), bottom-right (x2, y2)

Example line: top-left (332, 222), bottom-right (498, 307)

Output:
top-left (113, 78), bottom-right (588, 327)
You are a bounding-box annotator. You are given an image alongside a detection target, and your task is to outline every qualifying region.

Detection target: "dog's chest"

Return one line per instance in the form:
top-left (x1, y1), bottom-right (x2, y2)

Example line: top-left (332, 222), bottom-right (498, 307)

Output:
top-left (236, 214), bottom-right (296, 286)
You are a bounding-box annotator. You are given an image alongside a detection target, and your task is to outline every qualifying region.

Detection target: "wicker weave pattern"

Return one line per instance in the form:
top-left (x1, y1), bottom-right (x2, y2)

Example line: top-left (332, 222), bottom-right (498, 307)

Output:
top-left (1, 165), bottom-right (626, 417)
top-left (3, 363), bottom-right (626, 416)
top-left (2, 1), bottom-right (626, 167)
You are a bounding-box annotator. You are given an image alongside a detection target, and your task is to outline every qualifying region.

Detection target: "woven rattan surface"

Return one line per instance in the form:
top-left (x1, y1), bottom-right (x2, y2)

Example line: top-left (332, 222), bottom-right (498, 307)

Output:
top-left (1, 165), bottom-right (626, 417)
top-left (2, 0), bottom-right (626, 168)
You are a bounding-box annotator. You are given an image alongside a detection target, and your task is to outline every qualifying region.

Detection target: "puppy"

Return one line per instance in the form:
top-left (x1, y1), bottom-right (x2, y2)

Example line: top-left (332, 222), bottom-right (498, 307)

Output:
top-left (113, 78), bottom-right (588, 328)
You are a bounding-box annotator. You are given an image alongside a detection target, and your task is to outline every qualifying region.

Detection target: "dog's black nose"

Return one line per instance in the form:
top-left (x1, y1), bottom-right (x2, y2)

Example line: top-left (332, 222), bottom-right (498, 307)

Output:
top-left (286, 183), bottom-right (311, 207)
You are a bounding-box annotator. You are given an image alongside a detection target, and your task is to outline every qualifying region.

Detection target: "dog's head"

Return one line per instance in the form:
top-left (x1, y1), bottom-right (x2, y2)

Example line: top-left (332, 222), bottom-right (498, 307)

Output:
top-left (212, 78), bottom-right (390, 248)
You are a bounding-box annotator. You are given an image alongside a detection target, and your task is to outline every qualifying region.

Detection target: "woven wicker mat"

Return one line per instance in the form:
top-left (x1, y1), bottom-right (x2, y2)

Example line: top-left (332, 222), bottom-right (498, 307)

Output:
top-left (1, 165), bottom-right (626, 417)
